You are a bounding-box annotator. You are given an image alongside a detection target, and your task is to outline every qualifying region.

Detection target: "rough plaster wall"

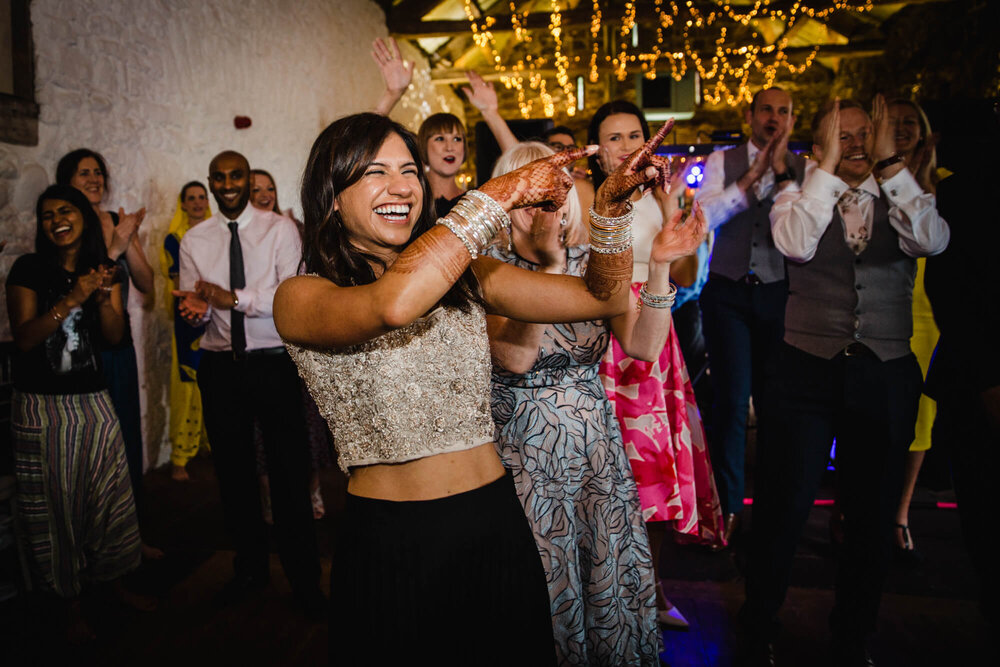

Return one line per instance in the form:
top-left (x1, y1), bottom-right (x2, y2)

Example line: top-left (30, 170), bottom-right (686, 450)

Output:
top-left (0, 0), bottom-right (461, 468)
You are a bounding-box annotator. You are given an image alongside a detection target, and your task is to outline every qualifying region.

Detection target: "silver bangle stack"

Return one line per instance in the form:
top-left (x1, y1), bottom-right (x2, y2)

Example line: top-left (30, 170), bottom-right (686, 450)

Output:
top-left (589, 203), bottom-right (634, 254)
top-left (638, 281), bottom-right (677, 310)
top-left (437, 189), bottom-right (511, 260)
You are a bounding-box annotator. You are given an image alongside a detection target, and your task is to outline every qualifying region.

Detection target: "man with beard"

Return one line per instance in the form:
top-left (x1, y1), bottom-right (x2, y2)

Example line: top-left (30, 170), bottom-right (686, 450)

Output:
top-left (695, 87), bottom-right (805, 546)
top-left (173, 151), bottom-right (324, 618)
top-left (741, 97), bottom-right (949, 666)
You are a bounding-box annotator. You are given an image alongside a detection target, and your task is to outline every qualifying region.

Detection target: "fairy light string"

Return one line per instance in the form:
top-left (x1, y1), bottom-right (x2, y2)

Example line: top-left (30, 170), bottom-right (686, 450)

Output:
top-left (458, 0), bottom-right (872, 115)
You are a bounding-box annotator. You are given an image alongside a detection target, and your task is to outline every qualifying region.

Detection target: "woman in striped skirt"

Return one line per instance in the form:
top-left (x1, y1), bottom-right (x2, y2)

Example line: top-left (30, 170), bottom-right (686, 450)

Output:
top-left (5, 184), bottom-right (146, 641)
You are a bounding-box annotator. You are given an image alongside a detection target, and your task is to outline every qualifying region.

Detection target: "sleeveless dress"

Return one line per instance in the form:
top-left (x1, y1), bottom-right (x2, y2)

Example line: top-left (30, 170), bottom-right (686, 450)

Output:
top-left (488, 244), bottom-right (661, 666)
top-left (598, 194), bottom-right (724, 543)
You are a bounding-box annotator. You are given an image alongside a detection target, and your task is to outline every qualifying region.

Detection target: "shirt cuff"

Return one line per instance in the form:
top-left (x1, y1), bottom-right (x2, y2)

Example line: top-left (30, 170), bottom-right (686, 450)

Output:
top-left (879, 168), bottom-right (923, 204)
top-left (801, 168), bottom-right (849, 206)
top-left (233, 288), bottom-right (251, 313)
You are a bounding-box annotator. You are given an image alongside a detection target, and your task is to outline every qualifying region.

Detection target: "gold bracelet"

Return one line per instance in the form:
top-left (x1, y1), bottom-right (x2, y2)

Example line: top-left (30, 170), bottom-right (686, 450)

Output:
top-left (50, 307), bottom-right (65, 322)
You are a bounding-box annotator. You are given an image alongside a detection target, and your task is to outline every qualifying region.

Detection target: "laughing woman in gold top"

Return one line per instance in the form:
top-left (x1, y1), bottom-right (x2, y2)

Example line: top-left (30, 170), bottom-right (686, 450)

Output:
top-left (274, 112), bottom-right (677, 666)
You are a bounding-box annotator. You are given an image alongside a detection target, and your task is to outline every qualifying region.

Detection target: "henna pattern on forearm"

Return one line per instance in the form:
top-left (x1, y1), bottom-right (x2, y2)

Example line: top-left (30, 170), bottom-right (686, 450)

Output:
top-left (390, 226), bottom-right (470, 285)
top-left (584, 248), bottom-right (634, 301)
top-left (478, 145), bottom-right (593, 212)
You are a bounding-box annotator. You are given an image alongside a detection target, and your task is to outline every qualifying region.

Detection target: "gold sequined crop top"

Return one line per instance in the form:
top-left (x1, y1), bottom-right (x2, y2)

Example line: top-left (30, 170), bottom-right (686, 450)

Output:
top-left (284, 304), bottom-right (496, 475)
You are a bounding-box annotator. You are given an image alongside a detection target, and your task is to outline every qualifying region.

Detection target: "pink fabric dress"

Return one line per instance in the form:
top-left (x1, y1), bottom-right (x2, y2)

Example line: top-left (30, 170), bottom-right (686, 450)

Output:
top-left (599, 195), bottom-right (724, 545)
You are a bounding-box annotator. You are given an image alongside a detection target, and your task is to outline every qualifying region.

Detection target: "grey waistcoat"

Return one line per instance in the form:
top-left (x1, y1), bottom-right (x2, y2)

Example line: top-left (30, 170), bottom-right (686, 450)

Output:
top-left (710, 144), bottom-right (807, 283)
top-left (784, 193), bottom-right (915, 361)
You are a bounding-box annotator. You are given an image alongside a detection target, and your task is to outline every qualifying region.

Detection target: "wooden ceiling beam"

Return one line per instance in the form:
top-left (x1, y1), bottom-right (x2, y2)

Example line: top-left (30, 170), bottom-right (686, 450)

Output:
top-left (388, 0), bottom-right (949, 39)
top-left (428, 40), bottom-right (884, 84)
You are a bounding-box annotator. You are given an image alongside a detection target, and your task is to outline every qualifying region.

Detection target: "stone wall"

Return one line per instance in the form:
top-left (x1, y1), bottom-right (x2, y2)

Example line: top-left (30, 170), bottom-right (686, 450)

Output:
top-left (0, 0), bottom-right (460, 468)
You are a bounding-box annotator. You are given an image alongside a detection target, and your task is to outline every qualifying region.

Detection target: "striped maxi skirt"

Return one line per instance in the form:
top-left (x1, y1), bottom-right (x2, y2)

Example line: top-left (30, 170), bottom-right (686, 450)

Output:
top-left (11, 390), bottom-right (141, 597)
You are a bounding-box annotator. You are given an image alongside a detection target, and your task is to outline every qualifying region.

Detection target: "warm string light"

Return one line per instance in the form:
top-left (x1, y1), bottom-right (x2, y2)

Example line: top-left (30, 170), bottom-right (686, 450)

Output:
top-left (461, 0), bottom-right (872, 114)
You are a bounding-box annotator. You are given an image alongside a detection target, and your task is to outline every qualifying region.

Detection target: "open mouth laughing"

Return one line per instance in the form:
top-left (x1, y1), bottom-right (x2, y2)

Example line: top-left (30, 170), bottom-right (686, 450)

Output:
top-left (374, 203), bottom-right (412, 223)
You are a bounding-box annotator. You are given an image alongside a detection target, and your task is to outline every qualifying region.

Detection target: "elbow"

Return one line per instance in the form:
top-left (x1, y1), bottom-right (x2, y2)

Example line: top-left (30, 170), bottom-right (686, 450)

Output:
top-left (379, 295), bottom-right (417, 331)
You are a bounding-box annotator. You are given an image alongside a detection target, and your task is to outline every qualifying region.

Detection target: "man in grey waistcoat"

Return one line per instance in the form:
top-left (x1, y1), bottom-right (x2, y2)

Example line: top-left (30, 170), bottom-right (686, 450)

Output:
top-left (740, 97), bottom-right (949, 667)
top-left (695, 87), bottom-right (806, 546)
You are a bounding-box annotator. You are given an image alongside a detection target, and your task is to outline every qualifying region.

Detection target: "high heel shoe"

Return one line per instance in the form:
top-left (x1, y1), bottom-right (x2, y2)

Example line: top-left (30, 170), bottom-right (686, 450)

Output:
top-left (658, 606), bottom-right (690, 629)
top-left (893, 523), bottom-right (924, 566)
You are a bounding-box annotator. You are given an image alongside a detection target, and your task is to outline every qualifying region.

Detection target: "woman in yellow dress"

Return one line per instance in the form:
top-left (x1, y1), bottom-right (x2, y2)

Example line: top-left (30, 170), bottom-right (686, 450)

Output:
top-left (161, 182), bottom-right (211, 481)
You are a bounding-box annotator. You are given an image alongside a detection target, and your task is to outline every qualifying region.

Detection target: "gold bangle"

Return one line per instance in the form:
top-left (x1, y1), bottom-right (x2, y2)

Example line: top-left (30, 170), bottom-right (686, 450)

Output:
top-left (50, 307), bottom-right (65, 322)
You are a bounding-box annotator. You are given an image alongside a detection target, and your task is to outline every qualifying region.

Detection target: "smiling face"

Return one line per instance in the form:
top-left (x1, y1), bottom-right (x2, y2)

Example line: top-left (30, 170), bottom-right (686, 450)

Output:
top-left (598, 113), bottom-right (646, 169)
top-left (40, 199), bottom-right (86, 250)
top-left (815, 106), bottom-right (874, 186)
top-left (746, 88), bottom-right (792, 149)
top-left (425, 128), bottom-right (465, 177)
top-left (208, 153), bottom-right (251, 219)
top-left (181, 185), bottom-right (209, 223)
top-left (334, 132), bottom-right (422, 259)
top-left (250, 173), bottom-right (277, 212)
top-left (889, 102), bottom-right (923, 159)
top-left (69, 157), bottom-right (106, 206)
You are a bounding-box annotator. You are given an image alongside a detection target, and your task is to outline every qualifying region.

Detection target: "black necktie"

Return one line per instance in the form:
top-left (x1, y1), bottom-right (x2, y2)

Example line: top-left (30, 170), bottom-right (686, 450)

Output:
top-left (228, 221), bottom-right (246, 356)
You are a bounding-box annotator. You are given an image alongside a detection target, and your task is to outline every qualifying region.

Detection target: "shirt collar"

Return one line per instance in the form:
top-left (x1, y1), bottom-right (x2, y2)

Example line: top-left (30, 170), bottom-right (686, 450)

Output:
top-left (215, 203), bottom-right (257, 228)
top-left (855, 173), bottom-right (880, 199)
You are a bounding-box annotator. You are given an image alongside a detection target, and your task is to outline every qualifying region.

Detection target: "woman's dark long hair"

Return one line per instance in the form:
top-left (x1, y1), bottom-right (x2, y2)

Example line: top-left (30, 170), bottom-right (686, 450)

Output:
top-left (301, 112), bottom-right (480, 310)
top-left (55, 148), bottom-right (110, 193)
top-left (35, 184), bottom-right (109, 274)
top-left (586, 100), bottom-right (650, 190)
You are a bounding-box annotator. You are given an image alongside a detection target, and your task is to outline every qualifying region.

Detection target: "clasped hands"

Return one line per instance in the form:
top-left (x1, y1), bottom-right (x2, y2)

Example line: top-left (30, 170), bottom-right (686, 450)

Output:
top-left (172, 281), bottom-right (236, 324)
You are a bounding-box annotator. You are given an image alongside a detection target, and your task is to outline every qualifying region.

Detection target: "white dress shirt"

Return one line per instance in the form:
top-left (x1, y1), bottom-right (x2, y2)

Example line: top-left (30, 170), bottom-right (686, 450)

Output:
top-left (695, 142), bottom-right (774, 231)
top-left (179, 205), bottom-right (302, 352)
top-left (770, 162), bottom-right (950, 263)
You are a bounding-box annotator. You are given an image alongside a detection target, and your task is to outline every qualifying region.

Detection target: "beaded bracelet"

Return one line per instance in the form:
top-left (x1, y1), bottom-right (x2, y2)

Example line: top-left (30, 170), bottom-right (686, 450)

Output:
top-left (589, 203), bottom-right (634, 255)
top-left (637, 281), bottom-right (677, 310)
top-left (437, 190), bottom-right (512, 259)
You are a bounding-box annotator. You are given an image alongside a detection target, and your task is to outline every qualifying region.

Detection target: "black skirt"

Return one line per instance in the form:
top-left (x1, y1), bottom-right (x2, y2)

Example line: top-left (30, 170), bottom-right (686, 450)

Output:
top-left (330, 472), bottom-right (556, 666)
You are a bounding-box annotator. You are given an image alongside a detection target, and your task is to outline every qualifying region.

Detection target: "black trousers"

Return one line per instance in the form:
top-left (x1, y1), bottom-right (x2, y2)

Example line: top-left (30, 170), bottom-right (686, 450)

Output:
top-left (700, 274), bottom-right (788, 515)
top-left (743, 342), bottom-right (921, 642)
top-left (198, 350), bottom-right (319, 594)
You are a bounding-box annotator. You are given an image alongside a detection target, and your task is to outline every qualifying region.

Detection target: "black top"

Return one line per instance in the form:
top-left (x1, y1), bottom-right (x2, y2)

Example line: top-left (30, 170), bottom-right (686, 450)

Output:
top-left (6, 253), bottom-right (108, 394)
top-left (435, 194), bottom-right (463, 218)
top-left (105, 210), bottom-right (134, 349)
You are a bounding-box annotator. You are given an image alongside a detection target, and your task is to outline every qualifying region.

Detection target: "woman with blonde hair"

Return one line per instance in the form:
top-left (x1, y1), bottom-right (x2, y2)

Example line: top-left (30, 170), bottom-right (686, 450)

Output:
top-left (487, 140), bottom-right (707, 663)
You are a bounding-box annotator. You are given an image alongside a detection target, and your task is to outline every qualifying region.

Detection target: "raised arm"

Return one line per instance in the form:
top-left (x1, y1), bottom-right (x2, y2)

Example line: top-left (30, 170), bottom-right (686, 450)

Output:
top-left (609, 203), bottom-right (708, 361)
top-left (275, 145), bottom-right (598, 349)
top-left (462, 71), bottom-right (518, 153)
top-left (371, 37), bottom-right (414, 117)
top-left (478, 120), bottom-right (678, 323)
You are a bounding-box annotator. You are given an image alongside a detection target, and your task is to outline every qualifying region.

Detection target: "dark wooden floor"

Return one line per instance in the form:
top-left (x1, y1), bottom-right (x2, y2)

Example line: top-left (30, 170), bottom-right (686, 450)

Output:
top-left (0, 451), bottom-right (989, 666)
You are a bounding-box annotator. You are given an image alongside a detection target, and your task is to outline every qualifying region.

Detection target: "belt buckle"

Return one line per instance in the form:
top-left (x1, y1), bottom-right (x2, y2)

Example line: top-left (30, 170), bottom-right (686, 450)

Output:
top-left (842, 343), bottom-right (865, 357)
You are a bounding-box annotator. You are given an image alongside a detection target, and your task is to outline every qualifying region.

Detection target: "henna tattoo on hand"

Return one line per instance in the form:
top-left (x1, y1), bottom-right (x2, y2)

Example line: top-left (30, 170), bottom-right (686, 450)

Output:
top-left (390, 226), bottom-right (470, 285)
top-left (596, 120), bottom-right (675, 215)
top-left (478, 145), bottom-right (596, 212)
top-left (584, 248), bottom-right (633, 301)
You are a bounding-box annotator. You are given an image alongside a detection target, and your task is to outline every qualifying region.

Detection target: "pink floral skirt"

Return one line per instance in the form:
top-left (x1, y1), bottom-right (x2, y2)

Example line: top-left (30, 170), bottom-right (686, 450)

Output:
top-left (600, 288), bottom-right (724, 545)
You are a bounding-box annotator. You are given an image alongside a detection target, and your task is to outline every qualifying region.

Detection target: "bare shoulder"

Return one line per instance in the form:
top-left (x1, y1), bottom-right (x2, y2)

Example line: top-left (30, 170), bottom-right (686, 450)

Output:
top-left (274, 274), bottom-right (337, 341)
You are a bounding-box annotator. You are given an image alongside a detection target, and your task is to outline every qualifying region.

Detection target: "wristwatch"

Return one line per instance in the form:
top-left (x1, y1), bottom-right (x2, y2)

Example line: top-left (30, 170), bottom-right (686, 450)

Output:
top-left (874, 154), bottom-right (904, 172)
top-left (774, 167), bottom-right (795, 184)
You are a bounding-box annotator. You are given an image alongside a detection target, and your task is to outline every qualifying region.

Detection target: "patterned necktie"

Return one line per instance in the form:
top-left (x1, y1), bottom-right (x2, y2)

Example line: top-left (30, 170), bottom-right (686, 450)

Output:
top-left (228, 221), bottom-right (246, 356)
top-left (837, 188), bottom-right (870, 255)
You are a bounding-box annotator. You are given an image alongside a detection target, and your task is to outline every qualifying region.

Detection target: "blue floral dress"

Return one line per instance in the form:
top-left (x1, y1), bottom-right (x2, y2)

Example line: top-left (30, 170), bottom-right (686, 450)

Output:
top-left (488, 244), bottom-right (660, 666)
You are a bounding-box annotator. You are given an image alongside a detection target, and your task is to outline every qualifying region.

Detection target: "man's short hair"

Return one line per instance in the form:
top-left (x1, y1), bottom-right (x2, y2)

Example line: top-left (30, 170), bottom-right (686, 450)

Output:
top-left (749, 86), bottom-right (787, 113)
top-left (542, 125), bottom-right (576, 142)
top-left (810, 98), bottom-right (865, 144)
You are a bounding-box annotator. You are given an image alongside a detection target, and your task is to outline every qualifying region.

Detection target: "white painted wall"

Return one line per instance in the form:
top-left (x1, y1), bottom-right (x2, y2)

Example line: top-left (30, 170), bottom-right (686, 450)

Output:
top-left (0, 0), bottom-right (463, 467)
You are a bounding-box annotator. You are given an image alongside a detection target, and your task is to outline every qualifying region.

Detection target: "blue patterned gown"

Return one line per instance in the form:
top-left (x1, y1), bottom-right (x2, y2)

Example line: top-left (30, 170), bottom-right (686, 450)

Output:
top-left (488, 244), bottom-right (661, 666)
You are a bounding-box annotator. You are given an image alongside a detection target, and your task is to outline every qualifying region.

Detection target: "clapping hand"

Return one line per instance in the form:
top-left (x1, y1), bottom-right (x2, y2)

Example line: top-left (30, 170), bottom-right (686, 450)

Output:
top-left (817, 98), bottom-right (842, 175)
top-left (172, 289), bottom-right (209, 324)
top-left (596, 119), bottom-right (675, 216)
top-left (771, 112), bottom-right (796, 174)
top-left (649, 202), bottom-right (708, 265)
top-left (871, 94), bottom-right (897, 163)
